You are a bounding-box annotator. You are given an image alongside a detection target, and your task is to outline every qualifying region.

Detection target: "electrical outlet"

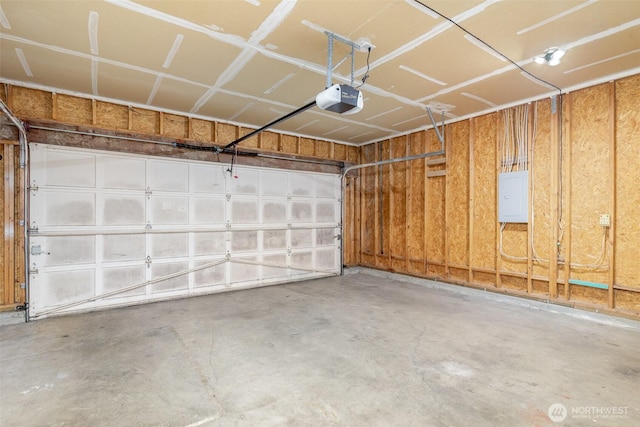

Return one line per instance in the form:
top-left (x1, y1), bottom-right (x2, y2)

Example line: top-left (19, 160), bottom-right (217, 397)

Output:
top-left (599, 214), bottom-right (611, 226)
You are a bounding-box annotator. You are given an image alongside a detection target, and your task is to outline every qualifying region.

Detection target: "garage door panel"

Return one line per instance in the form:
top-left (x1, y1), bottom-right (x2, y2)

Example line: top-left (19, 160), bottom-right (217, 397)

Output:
top-left (43, 269), bottom-right (95, 306)
top-left (193, 260), bottom-right (226, 288)
top-left (261, 171), bottom-right (288, 196)
top-left (190, 164), bottom-right (226, 194)
top-left (262, 253), bottom-right (288, 280)
top-left (151, 233), bottom-right (189, 259)
top-left (231, 168), bottom-right (259, 195)
top-left (39, 236), bottom-right (96, 267)
top-left (291, 201), bottom-right (313, 223)
top-left (290, 174), bottom-right (315, 197)
top-left (102, 265), bottom-right (147, 298)
top-left (103, 234), bottom-right (146, 262)
top-left (151, 261), bottom-right (189, 292)
top-left (230, 256), bottom-right (258, 283)
top-left (231, 199), bottom-right (259, 223)
top-left (316, 228), bottom-right (337, 246)
top-left (263, 230), bottom-right (287, 250)
top-left (231, 230), bottom-right (258, 252)
top-left (41, 191), bottom-right (96, 226)
top-left (151, 161), bottom-right (189, 192)
top-left (29, 144), bottom-right (341, 318)
top-left (191, 197), bottom-right (225, 224)
top-left (262, 201), bottom-right (287, 224)
top-left (291, 229), bottom-right (312, 248)
top-left (316, 175), bottom-right (338, 199)
top-left (32, 148), bottom-right (96, 188)
top-left (102, 194), bottom-right (146, 226)
top-left (151, 196), bottom-right (189, 225)
top-left (193, 232), bottom-right (226, 256)
top-left (101, 156), bottom-right (146, 190)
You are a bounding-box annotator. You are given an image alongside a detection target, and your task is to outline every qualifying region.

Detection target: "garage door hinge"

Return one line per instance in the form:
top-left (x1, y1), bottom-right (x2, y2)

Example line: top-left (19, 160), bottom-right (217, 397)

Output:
top-left (29, 263), bottom-right (38, 275)
top-left (146, 186), bottom-right (153, 199)
top-left (146, 256), bottom-right (152, 268)
top-left (29, 181), bottom-right (38, 194)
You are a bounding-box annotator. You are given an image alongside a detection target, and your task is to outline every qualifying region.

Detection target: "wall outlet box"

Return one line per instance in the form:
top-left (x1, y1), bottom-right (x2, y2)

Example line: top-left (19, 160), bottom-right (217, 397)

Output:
top-left (599, 214), bottom-right (611, 226)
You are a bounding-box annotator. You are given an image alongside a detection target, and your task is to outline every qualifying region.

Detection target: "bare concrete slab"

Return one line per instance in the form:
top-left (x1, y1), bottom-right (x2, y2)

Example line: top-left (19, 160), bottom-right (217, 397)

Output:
top-left (1, 271), bottom-right (639, 426)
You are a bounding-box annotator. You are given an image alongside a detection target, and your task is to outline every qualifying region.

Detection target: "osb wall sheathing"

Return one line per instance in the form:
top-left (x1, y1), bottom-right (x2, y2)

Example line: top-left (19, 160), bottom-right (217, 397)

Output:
top-left (447, 121), bottom-right (469, 269)
top-left (390, 136), bottom-right (407, 272)
top-left (355, 74), bottom-right (640, 318)
top-left (471, 114), bottom-right (497, 272)
top-left (407, 132), bottom-right (425, 274)
top-left (531, 100), bottom-right (552, 283)
top-left (614, 75), bottom-right (640, 296)
top-left (3, 85), bottom-right (356, 162)
top-left (425, 129), bottom-right (445, 276)
top-left (566, 85), bottom-right (611, 303)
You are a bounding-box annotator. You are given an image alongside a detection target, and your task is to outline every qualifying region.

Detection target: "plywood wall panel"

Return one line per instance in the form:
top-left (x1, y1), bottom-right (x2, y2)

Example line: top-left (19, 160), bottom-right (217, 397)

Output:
top-left (96, 101), bottom-right (129, 130)
top-left (348, 146), bottom-right (360, 163)
top-left (238, 128), bottom-right (259, 149)
top-left (299, 137), bottom-right (315, 156)
top-left (333, 143), bottom-right (346, 161)
top-left (316, 140), bottom-right (331, 159)
top-left (389, 137), bottom-right (406, 261)
top-left (260, 132), bottom-right (279, 152)
top-left (425, 130), bottom-right (445, 264)
top-left (470, 114), bottom-right (497, 270)
top-left (531, 100), bottom-right (552, 278)
top-left (501, 223), bottom-right (528, 273)
top-left (163, 114), bottom-right (189, 139)
top-left (191, 119), bottom-right (214, 143)
top-left (380, 140), bottom-right (391, 258)
top-left (447, 121), bottom-right (469, 267)
top-left (56, 94), bottom-right (92, 125)
top-left (0, 147), bottom-right (5, 304)
top-left (361, 144), bottom-right (376, 255)
top-left (407, 132), bottom-right (425, 265)
top-left (614, 74), bottom-right (640, 290)
top-left (281, 135), bottom-right (298, 154)
top-left (130, 108), bottom-right (159, 135)
top-left (217, 123), bottom-right (237, 144)
top-left (568, 84), bottom-right (610, 293)
top-left (11, 87), bottom-right (52, 119)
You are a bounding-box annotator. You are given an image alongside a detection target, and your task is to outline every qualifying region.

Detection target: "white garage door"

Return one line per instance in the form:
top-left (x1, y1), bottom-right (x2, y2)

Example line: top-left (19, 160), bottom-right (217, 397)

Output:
top-left (28, 143), bottom-right (341, 318)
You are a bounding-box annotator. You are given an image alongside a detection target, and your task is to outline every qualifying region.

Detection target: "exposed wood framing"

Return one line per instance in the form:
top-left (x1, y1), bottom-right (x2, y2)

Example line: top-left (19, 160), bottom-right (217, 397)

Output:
top-left (564, 93), bottom-right (573, 300)
top-left (608, 82), bottom-right (616, 309)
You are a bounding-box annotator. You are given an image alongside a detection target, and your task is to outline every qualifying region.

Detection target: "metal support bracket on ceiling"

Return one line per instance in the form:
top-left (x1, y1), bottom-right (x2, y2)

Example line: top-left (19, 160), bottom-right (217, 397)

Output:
top-left (325, 31), bottom-right (362, 88)
top-left (426, 107), bottom-right (446, 148)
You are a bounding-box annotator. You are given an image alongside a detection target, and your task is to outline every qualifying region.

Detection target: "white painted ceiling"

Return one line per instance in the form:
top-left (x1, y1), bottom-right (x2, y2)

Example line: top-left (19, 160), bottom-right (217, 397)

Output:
top-left (1, 0), bottom-right (639, 145)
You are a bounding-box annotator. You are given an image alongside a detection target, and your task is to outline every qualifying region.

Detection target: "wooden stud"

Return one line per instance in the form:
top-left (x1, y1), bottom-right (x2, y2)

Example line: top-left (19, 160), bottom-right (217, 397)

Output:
top-left (159, 111), bottom-right (164, 135)
top-left (423, 132), bottom-right (430, 275)
top-left (51, 92), bottom-right (58, 121)
top-left (91, 99), bottom-right (97, 125)
top-left (527, 104), bottom-right (534, 294)
top-left (549, 96), bottom-right (560, 299)
top-left (564, 94), bottom-right (572, 300)
top-left (444, 126), bottom-right (451, 278)
top-left (128, 106), bottom-right (133, 131)
top-left (405, 135), bottom-right (411, 272)
top-left (188, 117), bottom-right (193, 140)
top-left (608, 82), bottom-right (616, 309)
top-left (495, 113), bottom-right (502, 288)
top-left (468, 118), bottom-right (475, 285)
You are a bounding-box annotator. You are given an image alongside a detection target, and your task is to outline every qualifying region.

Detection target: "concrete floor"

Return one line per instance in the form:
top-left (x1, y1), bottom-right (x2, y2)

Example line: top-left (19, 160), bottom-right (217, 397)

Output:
top-left (1, 269), bottom-right (639, 427)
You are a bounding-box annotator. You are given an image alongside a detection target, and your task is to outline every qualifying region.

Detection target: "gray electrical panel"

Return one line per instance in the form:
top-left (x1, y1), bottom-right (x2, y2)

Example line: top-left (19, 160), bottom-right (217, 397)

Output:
top-left (498, 171), bottom-right (528, 223)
